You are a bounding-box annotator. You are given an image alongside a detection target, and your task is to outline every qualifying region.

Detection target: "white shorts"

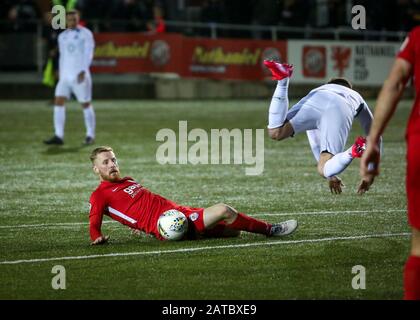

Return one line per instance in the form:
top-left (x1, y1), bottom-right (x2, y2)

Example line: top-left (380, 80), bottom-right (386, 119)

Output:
top-left (55, 73), bottom-right (92, 103)
top-left (287, 90), bottom-right (354, 155)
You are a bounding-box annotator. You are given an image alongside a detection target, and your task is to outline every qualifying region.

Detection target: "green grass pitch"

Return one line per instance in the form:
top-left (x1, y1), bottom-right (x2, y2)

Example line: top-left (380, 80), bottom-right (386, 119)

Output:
top-left (0, 99), bottom-right (411, 299)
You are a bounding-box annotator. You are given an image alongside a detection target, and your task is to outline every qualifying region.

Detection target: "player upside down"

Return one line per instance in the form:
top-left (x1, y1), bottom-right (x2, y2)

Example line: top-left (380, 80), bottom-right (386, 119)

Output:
top-left (88, 146), bottom-right (298, 245)
top-left (263, 60), bottom-right (382, 194)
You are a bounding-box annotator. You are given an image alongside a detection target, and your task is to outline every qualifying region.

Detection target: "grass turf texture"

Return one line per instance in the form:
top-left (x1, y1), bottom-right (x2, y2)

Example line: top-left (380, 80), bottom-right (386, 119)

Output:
top-left (0, 99), bottom-right (411, 299)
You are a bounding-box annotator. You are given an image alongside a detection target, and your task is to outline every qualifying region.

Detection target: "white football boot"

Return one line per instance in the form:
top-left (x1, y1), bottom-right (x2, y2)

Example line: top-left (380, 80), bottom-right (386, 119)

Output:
top-left (269, 219), bottom-right (298, 237)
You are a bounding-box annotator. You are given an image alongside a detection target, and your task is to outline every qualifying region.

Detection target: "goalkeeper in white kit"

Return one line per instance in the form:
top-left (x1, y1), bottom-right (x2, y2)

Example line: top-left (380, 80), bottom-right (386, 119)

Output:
top-left (44, 10), bottom-right (96, 146)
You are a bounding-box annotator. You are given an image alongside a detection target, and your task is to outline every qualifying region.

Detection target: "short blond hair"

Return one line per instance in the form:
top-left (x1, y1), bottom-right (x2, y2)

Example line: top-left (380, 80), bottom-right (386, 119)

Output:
top-left (90, 146), bottom-right (113, 163)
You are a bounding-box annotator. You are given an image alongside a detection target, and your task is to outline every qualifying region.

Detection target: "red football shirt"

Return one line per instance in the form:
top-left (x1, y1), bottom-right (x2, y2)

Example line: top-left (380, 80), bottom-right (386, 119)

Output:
top-left (398, 26), bottom-right (420, 134)
top-left (89, 177), bottom-right (186, 241)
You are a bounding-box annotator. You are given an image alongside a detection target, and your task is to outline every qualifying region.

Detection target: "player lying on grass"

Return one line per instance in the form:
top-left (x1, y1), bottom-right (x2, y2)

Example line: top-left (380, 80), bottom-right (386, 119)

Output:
top-left (88, 146), bottom-right (298, 245)
top-left (263, 60), bottom-right (382, 194)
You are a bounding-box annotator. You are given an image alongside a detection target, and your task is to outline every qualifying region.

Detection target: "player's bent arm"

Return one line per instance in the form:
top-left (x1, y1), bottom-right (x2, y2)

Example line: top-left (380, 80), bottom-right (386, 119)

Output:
top-left (88, 195), bottom-right (107, 244)
top-left (89, 213), bottom-right (104, 243)
top-left (359, 57), bottom-right (411, 189)
top-left (367, 58), bottom-right (412, 144)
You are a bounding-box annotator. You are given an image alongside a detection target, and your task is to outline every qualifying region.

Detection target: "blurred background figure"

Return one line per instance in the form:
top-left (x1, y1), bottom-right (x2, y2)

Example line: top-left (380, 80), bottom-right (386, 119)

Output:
top-left (146, 3), bottom-right (166, 34)
top-left (42, 11), bottom-right (60, 90)
top-left (2, 0), bottom-right (40, 33)
top-left (43, 10), bottom-right (96, 146)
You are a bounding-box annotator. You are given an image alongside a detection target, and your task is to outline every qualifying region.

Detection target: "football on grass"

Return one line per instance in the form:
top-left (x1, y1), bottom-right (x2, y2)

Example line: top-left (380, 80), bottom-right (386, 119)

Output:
top-left (157, 209), bottom-right (188, 240)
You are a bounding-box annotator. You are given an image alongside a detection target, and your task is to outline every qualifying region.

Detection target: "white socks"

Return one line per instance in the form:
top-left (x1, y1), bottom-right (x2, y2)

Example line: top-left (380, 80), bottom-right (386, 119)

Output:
top-left (323, 147), bottom-right (353, 178)
top-left (267, 78), bottom-right (289, 129)
top-left (54, 106), bottom-right (65, 139)
top-left (53, 105), bottom-right (96, 139)
top-left (83, 105), bottom-right (96, 138)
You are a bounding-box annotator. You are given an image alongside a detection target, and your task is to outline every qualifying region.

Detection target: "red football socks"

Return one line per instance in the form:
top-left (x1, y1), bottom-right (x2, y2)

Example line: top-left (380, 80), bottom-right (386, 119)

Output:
top-left (228, 213), bottom-right (271, 235)
top-left (404, 255), bottom-right (420, 300)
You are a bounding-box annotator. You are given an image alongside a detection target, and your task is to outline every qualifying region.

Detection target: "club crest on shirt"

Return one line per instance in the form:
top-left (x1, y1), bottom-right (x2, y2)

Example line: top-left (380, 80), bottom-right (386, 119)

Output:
top-left (189, 212), bottom-right (199, 221)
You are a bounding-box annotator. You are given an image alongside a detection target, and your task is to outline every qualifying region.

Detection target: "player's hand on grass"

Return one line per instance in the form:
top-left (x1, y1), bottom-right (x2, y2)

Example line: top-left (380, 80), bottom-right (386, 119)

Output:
top-left (360, 142), bottom-right (380, 178)
top-left (359, 141), bottom-right (380, 194)
top-left (357, 176), bottom-right (374, 195)
top-left (131, 229), bottom-right (143, 236)
top-left (329, 176), bottom-right (344, 194)
top-left (91, 235), bottom-right (109, 245)
top-left (77, 71), bottom-right (85, 83)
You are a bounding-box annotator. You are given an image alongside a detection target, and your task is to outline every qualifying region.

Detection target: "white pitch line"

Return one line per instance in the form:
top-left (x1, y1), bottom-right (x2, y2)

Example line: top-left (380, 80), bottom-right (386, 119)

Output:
top-left (0, 209), bottom-right (406, 230)
top-left (252, 209), bottom-right (406, 217)
top-left (0, 220), bottom-right (115, 229)
top-left (0, 232), bottom-right (410, 265)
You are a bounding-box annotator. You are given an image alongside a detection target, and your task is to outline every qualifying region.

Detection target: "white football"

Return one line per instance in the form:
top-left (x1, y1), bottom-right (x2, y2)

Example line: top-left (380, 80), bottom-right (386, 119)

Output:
top-left (157, 209), bottom-right (188, 241)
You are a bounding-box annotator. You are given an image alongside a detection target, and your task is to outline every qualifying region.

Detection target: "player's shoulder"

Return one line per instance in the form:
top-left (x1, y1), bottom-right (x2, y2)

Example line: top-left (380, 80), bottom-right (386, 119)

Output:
top-left (89, 184), bottom-right (105, 202)
top-left (57, 29), bottom-right (70, 40)
top-left (320, 83), bottom-right (365, 101)
top-left (348, 86), bottom-right (366, 103)
top-left (317, 83), bottom-right (353, 94)
top-left (79, 26), bottom-right (94, 37)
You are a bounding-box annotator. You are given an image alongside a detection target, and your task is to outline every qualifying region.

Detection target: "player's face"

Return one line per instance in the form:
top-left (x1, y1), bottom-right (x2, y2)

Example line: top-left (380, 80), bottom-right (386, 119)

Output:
top-left (93, 151), bottom-right (121, 182)
top-left (66, 14), bottom-right (79, 29)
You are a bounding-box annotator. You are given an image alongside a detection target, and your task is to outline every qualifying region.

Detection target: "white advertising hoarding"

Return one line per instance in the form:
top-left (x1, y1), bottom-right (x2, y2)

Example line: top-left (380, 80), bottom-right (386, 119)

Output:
top-left (287, 40), bottom-right (402, 85)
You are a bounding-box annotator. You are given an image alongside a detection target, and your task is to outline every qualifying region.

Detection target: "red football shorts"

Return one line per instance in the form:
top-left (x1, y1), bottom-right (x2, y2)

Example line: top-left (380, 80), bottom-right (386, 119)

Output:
top-left (177, 206), bottom-right (230, 239)
top-left (406, 133), bottom-right (420, 229)
top-left (176, 206), bottom-right (206, 234)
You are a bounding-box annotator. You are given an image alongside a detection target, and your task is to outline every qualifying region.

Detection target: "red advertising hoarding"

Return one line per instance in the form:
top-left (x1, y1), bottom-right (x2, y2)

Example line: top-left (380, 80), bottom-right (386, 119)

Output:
top-left (91, 33), bottom-right (287, 81)
top-left (91, 33), bottom-right (184, 74)
top-left (182, 37), bottom-right (287, 80)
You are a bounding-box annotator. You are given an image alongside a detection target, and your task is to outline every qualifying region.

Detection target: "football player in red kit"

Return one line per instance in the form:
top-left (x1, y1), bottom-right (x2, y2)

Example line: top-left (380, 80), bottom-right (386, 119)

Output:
top-left (89, 146), bottom-right (298, 245)
top-left (360, 26), bottom-right (420, 300)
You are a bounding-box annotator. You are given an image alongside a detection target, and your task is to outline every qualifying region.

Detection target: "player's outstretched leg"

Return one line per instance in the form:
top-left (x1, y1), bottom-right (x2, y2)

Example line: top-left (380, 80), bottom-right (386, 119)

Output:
top-left (264, 60), bottom-right (294, 140)
top-left (321, 136), bottom-right (366, 178)
top-left (203, 203), bottom-right (298, 237)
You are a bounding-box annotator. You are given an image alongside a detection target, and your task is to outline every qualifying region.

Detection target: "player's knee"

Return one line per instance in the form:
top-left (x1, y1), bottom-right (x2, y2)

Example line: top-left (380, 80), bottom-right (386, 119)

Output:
top-left (81, 102), bottom-right (91, 109)
top-left (317, 163), bottom-right (326, 177)
top-left (216, 203), bottom-right (237, 220)
top-left (317, 153), bottom-right (332, 178)
top-left (54, 97), bottom-right (65, 106)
